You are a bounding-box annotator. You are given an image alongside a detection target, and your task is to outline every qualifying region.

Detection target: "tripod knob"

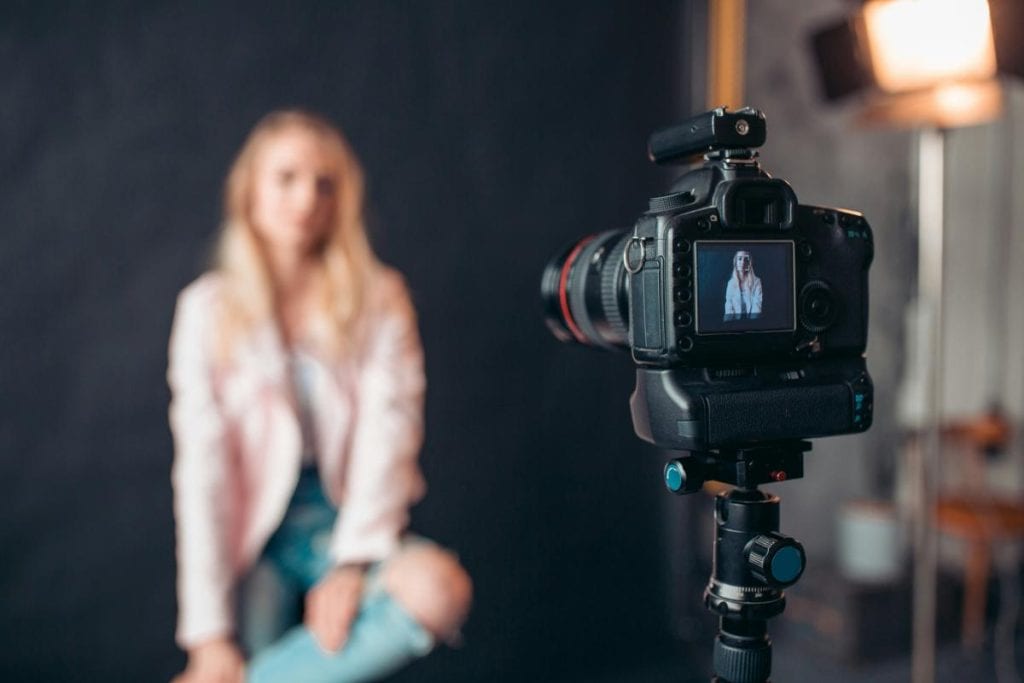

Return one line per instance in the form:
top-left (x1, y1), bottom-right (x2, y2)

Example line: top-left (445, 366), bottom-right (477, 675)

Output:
top-left (746, 533), bottom-right (805, 587)
top-left (664, 458), bottom-right (705, 494)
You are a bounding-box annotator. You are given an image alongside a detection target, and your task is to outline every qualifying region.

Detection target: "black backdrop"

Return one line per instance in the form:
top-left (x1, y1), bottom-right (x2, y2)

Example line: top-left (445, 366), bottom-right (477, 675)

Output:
top-left (0, 3), bottom-right (698, 681)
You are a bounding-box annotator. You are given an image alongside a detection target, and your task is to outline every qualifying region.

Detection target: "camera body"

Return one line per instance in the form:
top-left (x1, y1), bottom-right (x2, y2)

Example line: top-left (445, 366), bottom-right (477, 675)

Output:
top-left (627, 178), bottom-right (872, 369)
top-left (543, 107), bottom-right (874, 453)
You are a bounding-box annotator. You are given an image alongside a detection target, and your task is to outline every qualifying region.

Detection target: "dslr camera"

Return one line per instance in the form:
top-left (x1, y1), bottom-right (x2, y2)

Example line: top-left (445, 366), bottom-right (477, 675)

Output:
top-left (542, 107), bottom-right (873, 455)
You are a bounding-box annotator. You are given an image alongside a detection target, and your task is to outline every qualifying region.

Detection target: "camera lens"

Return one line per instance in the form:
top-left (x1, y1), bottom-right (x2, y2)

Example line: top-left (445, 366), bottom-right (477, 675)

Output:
top-left (541, 230), bottom-right (631, 350)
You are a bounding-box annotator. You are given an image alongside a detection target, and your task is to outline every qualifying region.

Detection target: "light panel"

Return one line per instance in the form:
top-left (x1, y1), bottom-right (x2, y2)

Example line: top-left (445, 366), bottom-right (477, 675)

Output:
top-left (863, 0), bottom-right (997, 93)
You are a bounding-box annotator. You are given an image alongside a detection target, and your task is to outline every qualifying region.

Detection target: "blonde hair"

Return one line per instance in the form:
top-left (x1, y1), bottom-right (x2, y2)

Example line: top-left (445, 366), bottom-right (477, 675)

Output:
top-left (213, 110), bottom-right (379, 361)
top-left (731, 251), bottom-right (757, 292)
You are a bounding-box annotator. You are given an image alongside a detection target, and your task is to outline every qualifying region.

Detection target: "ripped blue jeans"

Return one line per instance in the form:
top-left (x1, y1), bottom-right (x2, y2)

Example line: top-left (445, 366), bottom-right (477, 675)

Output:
top-left (240, 467), bottom-right (433, 683)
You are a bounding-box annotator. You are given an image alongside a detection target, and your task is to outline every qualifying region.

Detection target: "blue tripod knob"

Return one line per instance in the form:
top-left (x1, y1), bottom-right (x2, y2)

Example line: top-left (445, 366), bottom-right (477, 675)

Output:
top-left (746, 533), bottom-right (806, 587)
top-left (664, 459), bottom-right (705, 495)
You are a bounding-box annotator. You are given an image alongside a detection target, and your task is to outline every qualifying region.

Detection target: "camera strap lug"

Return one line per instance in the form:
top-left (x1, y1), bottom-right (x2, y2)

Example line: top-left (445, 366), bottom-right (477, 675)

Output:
top-left (623, 235), bottom-right (650, 274)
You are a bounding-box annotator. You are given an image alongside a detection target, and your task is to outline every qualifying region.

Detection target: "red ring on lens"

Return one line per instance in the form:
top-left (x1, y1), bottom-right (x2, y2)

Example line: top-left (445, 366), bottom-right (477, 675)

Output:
top-left (559, 236), bottom-right (595, 344)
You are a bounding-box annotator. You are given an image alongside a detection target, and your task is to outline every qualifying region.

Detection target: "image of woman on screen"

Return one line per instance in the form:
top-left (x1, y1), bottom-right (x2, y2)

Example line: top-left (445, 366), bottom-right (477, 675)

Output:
top-left (168, 110), bottom-right (472, 683)
top-left (723, 250), bottom-right (763, 321)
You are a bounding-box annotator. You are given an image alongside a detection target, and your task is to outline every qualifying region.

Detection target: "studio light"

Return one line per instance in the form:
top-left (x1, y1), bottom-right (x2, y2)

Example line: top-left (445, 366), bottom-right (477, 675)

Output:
top-left (811, 0), bottom-right (1023, 126)
top-left (863, 0), bottom-right (996, 93)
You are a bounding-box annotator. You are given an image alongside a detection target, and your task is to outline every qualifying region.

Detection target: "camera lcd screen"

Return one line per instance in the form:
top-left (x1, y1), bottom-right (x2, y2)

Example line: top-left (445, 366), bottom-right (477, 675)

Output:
top-left (694, 241), bottom-right (795, 335)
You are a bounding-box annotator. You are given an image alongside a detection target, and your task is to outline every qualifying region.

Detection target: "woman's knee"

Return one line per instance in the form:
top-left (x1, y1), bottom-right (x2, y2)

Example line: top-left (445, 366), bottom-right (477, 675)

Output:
top-left (381, 545), bottom-right (472, 640)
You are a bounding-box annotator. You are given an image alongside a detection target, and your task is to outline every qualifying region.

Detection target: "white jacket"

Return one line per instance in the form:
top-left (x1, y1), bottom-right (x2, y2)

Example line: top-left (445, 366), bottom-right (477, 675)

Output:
top-left (724, 276), bottom-right (763, 319)
top-left (168, 268), bottom-right (426, 648)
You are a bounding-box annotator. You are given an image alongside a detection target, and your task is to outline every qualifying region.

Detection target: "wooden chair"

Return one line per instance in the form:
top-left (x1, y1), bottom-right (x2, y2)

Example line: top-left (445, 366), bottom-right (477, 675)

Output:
top-left (933, 409), bottom-right (1020, 649)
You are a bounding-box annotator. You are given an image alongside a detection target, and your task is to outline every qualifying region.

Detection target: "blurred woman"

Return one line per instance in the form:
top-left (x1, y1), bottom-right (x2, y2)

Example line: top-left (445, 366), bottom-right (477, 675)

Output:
top-left (169, 110), bottom-right (471, 683)
top-left (723, 249), bottom-right (762, 321)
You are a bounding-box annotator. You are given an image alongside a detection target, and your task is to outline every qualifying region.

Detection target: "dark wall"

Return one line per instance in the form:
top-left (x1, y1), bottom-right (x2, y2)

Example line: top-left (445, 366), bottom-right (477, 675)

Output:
top-left (0, 3), bottom-right (692, 681)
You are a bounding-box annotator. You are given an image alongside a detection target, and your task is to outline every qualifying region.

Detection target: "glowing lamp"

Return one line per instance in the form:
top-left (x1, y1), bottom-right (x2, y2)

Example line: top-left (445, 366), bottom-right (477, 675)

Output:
top-left (811, 0), bottom-right (1024, 127)
top-left (864, 0), bottom-right (996, 91)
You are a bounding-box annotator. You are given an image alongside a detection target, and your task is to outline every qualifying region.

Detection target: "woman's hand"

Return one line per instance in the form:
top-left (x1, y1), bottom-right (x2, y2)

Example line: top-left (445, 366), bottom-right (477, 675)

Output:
top-left (305, 565), bottom-right (366, 652)
top-left (174, 637), bottom-right (244, 683)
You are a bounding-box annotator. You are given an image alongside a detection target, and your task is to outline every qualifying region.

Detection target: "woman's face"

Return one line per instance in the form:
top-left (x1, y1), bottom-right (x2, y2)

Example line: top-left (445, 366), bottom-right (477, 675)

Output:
top-left (735, 251), bottom-right (752, 275)
top-left (250, 126), bottom-right (337, 255)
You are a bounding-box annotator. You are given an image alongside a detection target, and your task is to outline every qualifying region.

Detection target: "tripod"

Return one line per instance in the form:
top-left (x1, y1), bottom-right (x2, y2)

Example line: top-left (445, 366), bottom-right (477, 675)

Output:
top-left (665, 441), bottom-right (810, 683)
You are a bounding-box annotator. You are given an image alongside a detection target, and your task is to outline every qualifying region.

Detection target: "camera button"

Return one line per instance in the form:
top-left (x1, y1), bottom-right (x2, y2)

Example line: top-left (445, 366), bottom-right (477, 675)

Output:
top-left (677, 336), bottom-right (694, 352)
top-left (798, 242), bottom-right (813, 260)
top-left (675, 288), bottom-right (693, 303)
top-left (822, 212), bottom-right (835, 224)
top-left (675, 311), bottom-right (693, 328)
top-left (674, 238), bottom-right (692, 253)
top-left (697, 218), bottom-right (711, 232)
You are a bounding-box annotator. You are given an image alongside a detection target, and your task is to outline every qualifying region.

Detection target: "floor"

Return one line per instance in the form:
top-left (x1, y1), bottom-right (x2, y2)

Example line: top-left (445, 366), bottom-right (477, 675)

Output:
top-left (556, 624), bottom-right (1020, 682)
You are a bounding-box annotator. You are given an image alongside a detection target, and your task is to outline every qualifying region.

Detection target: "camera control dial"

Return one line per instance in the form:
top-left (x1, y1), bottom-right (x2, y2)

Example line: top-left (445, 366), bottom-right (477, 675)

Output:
top-left (799, 280), bottom-right (838, 332)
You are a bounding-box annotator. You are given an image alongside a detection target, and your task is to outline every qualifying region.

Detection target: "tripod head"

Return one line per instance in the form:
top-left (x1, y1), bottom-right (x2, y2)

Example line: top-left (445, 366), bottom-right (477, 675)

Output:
top-left (664, 442), bottom-right (809, 683)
